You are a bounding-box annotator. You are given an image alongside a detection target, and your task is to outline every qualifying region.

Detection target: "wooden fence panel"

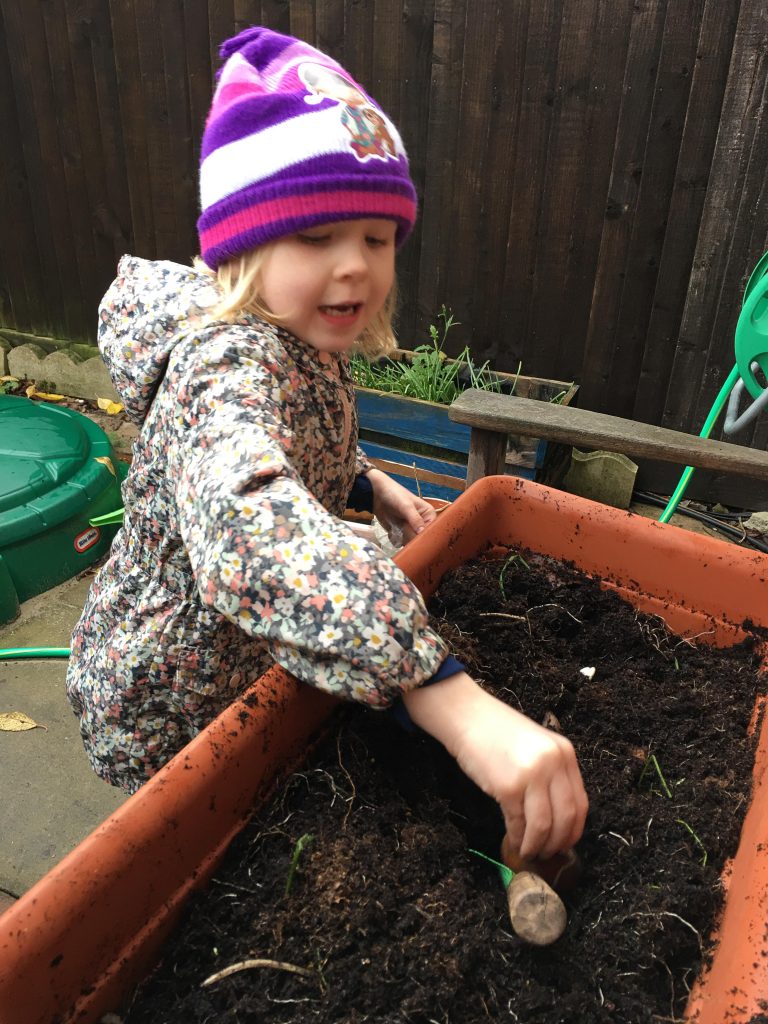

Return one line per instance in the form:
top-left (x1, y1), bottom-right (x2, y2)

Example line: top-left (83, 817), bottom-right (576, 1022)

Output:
top-left (2, 0), bottom-right (767, 505)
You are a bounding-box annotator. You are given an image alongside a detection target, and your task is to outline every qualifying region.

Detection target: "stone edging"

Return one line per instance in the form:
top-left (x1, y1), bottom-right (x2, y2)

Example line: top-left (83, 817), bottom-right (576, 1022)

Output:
top-left (4, 344), bottom-right (119, 403)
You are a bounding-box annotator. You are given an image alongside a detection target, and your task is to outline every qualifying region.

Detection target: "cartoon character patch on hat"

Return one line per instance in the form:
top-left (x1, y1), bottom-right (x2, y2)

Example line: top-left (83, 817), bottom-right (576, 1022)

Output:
top-left (299, 64), bottom-right (397, 163)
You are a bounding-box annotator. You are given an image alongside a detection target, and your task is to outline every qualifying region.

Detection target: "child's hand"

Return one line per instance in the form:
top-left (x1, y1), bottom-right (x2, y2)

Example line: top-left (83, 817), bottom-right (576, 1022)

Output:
top-left (402, 672), bottom-right (588, 859)
top-left (365, 467), bottom-right (436, 544)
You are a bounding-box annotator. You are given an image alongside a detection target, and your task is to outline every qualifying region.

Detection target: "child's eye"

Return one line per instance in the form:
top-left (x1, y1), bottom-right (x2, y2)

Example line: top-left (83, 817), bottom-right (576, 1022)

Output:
top-left (366, 236), bottom-right (389, 248)
top-left (296, 233), bottom-right (330, 245)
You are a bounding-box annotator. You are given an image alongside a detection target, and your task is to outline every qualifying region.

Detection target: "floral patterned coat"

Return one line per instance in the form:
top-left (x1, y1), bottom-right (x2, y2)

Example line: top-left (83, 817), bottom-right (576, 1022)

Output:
top-left (66, 256), bottom-right (448, 792)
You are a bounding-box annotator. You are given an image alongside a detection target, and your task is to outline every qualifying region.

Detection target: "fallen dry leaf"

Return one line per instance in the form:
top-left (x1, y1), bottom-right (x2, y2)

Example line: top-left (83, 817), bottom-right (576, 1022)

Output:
top-left (0, 711), bottom-right (46, 732)
top-left (26, 384), bottom-right (64, 402)
top-left (95, 456), bottom-right (117, 477)
top-left (97, 397), bottom-right (125, 415)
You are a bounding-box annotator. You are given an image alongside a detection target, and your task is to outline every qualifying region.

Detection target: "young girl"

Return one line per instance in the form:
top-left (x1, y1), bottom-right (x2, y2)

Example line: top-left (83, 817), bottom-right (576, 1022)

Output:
top-left (66, 26), bottom-right (587, 861)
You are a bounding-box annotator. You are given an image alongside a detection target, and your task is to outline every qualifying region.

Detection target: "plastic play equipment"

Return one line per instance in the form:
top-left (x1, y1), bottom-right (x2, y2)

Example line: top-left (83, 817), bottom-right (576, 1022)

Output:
top-left (659, 252), bottom-right (768, 523)
top-left (0, 396), bottom-right (123, 625)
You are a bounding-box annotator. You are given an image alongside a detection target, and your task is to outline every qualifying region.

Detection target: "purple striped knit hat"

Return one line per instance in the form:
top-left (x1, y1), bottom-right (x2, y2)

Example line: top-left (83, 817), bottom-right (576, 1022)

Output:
top-left (198, 27), bottom-right (417, 270)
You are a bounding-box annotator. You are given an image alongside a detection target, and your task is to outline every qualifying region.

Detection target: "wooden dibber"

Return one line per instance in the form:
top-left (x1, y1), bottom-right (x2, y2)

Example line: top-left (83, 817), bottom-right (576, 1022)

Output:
top-left (501, 836), bottom-right (583, 945)
top-left (506, 871), bottom-right (567, 946)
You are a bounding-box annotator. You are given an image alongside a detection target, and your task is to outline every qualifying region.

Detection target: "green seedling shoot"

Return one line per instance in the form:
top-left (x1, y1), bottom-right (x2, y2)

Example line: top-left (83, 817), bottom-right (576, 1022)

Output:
top-left (677, 819), bottom-right (708, 867)
top-left (639, 753), bottom-right (674, 799)
top-left (285, 833), bottom-right (314, 896)
top-left (499, 552), bottom-right (530, 601)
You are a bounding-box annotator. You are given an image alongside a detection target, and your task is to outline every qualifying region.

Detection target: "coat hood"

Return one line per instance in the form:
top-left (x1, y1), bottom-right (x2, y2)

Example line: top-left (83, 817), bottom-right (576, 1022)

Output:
top-left (98, 255), bottom-right (221, 424)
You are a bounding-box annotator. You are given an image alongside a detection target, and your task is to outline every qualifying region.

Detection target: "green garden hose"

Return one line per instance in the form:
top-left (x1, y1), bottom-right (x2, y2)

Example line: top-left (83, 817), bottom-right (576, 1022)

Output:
top-left (0, 647), bottom-right (71, 660)
top-left (658, 364), bottom-right (741, 524)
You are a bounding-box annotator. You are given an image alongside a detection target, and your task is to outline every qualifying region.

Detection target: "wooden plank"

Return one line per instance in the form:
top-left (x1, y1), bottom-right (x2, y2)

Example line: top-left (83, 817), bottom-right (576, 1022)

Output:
top-left (87, 0), bottom-right (133, 271)
top-left (289, 0), bottom-right (316, 43)
top-left (439, 1), bottom-right (497, 357)
top-left (546, 0), bottom-right (634, 385)
top-left (393, 0), bottom-right (435, 341)
top-left (356, 388), bottom-right (472, 452)
top-left (1, 0), bottom-right (76, 336)
top-left (359, 448), bottom-right (466, 490)
top-left (183, 0), bottom-right (215, 177)
top-left (372, 0), bottom-right (401, 117)
top-left (450, 389), bottom-right (768, 480)
top-left (132, 0), bottom-right (181, 257)
top-left (359, 440), bottom-right (467, 501)
top-left (0, 2), bottom-right (43, 331)
top-left (110, 0), bottom-right (157, 257)
top-left (467, 0), bottom-right (530, 366)
top-left (664, 0), bottom-right (767, 433)
top-left (605, 0), bottom-right (708, 418)
top-left (42, 0), bottom-right (101, 330)
top-left (525, 0), bottom-right (604, 373)
top-left (416, 0), bottom-right (467, 325)
top-left (633, 0), bottom-right (740, 427)
top-left (315, 0), bottom-right (345, 59)
top-left (207, 0), bottom-right (235, 85)
top-left (578, 0), bottom-right (668, 412)
top-left (496, 0), bottom-right (562, 371)
top-left (343, 0), bottom-right (373, 85)
top-left (465, 429), bottom-right (507, 487)
top-left (156, 0), bottom-right (198, 261)
top-left (260, 0), bottom-right (291, 34)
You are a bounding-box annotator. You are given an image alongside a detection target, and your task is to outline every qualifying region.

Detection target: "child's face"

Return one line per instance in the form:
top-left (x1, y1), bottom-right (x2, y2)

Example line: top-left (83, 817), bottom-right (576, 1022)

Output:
top-left (259, 219), bottom-right (396, 354)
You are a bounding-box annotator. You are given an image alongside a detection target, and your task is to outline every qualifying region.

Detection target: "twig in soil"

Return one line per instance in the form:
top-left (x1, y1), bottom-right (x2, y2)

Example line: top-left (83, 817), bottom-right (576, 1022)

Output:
top-left (527, 603), bottom-right (582, 624)
top-left (633, 912), bottom-right (703, 953)
top-left (476, 612), bottom-right (526, 622)
top-left (201, 958), bottom-right (315, 987)
top-left (336, 727), bottom-right (357, 828)
top-left (603, 831), bottom-right (632, 847)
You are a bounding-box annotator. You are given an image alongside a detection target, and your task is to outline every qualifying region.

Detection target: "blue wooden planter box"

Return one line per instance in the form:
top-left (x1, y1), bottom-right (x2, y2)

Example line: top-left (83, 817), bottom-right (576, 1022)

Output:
top-left (356, 368), bottom-right (578, 501)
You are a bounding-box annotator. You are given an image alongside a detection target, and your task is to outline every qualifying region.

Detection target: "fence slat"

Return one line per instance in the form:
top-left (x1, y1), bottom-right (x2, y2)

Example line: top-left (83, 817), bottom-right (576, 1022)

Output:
top-left (633, 0), bottom-right (740, 428)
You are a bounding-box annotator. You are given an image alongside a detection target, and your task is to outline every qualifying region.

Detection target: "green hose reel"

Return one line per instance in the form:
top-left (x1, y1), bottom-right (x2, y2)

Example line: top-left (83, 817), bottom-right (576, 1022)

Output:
top-left (659, 252), bottom-right (768, 523)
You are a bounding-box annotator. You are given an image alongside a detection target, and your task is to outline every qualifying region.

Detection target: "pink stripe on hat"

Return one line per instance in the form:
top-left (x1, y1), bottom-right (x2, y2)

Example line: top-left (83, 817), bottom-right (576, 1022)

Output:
top-left (200, 190), bottom-right (416, 251)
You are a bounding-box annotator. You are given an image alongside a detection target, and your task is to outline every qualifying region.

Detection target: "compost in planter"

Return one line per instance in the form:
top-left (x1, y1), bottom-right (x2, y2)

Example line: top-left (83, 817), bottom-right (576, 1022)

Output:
top-left (120, 550), bottom-right (764, 1024)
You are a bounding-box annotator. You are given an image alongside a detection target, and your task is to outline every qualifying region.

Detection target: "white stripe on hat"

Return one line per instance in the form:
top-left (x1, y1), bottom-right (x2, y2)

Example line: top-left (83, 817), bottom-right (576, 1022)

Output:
top-left (200, 103), bottom-right (406, 209)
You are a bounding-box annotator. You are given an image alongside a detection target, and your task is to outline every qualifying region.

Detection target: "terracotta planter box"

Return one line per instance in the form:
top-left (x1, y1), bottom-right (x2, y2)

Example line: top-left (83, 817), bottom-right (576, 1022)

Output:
top-left (2, 476), bottom-right (767, 1023)
top-left (355, 354), bottom-right (578, 500)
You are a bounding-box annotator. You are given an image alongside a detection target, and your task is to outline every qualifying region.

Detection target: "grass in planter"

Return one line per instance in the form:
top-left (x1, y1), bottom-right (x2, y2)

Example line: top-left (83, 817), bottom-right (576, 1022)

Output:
top-left (349, 306), bottom-right (510, 404)
top-left (120, 550), bottom-right (764, 1024)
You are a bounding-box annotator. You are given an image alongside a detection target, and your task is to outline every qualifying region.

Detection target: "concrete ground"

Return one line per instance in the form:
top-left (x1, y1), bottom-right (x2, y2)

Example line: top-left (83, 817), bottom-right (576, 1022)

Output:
top-left (0, 498), bottom-right (736, 917)
top-left (0, 572), bottom-right (126, 911)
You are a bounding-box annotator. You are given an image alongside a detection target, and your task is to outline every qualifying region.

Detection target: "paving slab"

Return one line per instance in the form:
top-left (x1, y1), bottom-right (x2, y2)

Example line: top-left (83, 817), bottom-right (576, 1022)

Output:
top-left (0, 573), bottom-right (126, 900)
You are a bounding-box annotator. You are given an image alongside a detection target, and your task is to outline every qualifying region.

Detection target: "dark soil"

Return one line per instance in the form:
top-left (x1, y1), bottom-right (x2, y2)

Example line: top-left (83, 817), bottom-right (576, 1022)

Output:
top-left (120, 549), bottom-right (764, 1024)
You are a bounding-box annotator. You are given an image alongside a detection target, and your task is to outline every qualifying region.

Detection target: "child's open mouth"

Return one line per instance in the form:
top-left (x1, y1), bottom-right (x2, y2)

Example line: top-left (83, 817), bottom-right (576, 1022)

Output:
top-left (318, 303), bottom-right (363, 323)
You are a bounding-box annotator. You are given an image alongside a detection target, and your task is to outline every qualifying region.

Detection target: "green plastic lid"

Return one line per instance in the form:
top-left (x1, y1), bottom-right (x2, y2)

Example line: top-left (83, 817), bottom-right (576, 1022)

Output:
top-left (0, 395), bottom-right (118, 546)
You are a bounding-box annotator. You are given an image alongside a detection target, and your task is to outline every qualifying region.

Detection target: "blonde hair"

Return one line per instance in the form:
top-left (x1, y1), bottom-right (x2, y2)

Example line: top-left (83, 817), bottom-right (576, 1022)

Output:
top-left (194, 246), bottom-right (398, 360)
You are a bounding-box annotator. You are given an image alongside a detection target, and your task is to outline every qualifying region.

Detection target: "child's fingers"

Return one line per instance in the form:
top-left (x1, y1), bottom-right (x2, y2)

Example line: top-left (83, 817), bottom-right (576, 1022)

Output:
top-left (519, 785), bottom-right (554, 859)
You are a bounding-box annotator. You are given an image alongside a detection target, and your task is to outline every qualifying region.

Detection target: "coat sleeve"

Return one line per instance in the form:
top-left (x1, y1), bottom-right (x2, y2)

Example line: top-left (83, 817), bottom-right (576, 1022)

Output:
top-left (355, 445), bottom-right (374, 474)
top-left (172, 335), bottom-right (448, 707)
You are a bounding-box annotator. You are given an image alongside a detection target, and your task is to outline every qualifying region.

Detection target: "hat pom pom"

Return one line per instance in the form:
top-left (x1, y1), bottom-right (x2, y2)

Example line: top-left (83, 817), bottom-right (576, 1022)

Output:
top-left (219, 26), bottom-right (264, 61)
